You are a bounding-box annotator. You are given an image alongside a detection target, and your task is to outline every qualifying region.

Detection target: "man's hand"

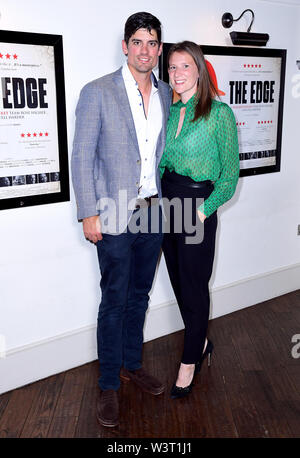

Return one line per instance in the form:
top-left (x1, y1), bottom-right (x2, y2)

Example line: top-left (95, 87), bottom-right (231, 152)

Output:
top-left (82, 215), bottom-right (103, 243)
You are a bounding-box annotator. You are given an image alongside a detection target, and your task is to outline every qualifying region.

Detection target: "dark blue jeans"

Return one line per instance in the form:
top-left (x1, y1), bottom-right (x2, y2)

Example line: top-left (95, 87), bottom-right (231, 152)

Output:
top-left (96, 205), bottom-right (163, 391)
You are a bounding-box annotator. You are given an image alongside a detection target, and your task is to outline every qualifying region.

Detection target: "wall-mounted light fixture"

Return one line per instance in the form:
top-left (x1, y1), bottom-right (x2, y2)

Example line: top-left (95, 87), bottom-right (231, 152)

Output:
top-left (222, 9), bottom-right (269, 46)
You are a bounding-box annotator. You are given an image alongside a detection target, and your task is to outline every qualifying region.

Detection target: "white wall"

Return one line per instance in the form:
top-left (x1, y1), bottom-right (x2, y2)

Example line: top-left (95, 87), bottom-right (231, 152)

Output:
top-left (1, 0), bottom-right (300, 393)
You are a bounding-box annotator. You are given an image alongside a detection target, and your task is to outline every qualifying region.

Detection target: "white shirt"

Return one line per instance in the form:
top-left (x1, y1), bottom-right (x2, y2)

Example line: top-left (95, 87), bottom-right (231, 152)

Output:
top-left (122, 62), bottom-right (162, 198)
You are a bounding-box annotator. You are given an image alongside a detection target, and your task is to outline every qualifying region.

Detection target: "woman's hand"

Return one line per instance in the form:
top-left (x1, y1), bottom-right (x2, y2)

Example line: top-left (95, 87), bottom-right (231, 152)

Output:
top-left (197, 210), bottom-right (206, 223)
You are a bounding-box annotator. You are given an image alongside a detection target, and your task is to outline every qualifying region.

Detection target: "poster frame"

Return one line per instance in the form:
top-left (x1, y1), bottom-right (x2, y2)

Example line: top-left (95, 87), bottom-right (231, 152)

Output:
top-left (0, 29), bottom-right (69, 210)
top-left (159, 44), bottom-right (286, 177)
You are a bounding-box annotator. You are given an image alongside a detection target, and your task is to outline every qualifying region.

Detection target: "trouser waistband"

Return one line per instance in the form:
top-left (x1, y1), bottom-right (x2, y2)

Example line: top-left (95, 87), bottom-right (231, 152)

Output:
top-left (162, 168), bottom-right (213, 189)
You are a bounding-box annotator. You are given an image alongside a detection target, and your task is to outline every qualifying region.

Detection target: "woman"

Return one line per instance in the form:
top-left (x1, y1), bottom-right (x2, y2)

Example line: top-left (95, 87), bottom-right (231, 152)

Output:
top-left (159, 41), bottom-right (239, 399)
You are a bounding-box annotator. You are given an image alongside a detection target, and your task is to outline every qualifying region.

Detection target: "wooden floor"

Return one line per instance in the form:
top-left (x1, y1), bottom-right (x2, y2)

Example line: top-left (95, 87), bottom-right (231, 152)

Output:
top-left (1, 290), bottom-right (300, 438)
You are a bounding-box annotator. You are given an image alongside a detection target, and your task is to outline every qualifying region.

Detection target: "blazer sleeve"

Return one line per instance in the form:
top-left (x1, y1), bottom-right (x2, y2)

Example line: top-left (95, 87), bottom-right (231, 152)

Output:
top-left (71, 81), bottom-right (102, 220)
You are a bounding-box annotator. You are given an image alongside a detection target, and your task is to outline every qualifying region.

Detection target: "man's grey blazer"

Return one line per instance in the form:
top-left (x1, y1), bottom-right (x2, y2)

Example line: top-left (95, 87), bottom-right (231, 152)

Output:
top-left (71, 67), bottom-right (172, 234)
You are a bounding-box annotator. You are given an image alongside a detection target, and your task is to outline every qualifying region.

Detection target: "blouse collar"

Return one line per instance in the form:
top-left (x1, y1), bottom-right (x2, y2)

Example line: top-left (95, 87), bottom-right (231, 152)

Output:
top-left (173, 93), bottom-right (197, 109)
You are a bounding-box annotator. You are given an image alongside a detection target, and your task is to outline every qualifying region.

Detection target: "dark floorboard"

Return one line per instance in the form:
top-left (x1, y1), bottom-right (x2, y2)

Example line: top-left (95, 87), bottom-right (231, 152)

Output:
top-left (1, 290), bottom-right (300, 438)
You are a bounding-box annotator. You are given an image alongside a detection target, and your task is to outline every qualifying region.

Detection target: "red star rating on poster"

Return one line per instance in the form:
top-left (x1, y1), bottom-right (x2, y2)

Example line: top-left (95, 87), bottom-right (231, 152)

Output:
top-left (243, 64), bottom-right (262, 68)
top-left (20, 132), bottom-right (50, 138)
top-left (0, 52), bottom-right (18, 59)
top-left (236, 122), bottom-right (246, 126)
top-left (257, 120), bottom-right (273, 124)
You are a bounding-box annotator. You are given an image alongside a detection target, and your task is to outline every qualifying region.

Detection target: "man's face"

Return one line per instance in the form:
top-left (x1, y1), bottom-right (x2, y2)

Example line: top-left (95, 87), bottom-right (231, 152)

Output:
top-left (122, 28), bottom-right (162, 77)
top-left (2, 177), bottom-right (10, 186)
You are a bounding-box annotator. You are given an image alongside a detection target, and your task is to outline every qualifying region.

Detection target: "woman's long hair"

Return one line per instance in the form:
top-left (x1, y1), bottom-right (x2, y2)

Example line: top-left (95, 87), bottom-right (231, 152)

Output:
top-left (167, 41), bottom-right (218, 121)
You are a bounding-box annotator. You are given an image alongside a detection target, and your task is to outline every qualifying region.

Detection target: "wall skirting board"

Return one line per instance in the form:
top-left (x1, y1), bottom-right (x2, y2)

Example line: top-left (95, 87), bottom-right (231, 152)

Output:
top-left (1, 263), bottom-right (300, 394)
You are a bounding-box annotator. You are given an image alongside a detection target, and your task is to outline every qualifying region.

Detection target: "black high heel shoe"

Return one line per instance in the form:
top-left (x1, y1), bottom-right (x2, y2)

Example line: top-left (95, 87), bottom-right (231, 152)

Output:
top-left (170, 339), bottom-right (214, 399)
top-left (195, 339), bottom-right (214, 374)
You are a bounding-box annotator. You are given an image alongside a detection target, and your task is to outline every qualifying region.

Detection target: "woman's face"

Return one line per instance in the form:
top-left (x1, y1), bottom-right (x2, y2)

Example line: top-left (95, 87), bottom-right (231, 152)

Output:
top-left (168, 51), bottom-right (199, 103)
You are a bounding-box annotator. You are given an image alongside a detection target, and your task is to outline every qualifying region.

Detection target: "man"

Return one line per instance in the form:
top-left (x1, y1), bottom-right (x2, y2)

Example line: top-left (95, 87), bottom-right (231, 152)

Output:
top-left (71, 12), bottom-right (172, 427)
top-left (26, 174), bottom-right (37, 184)
top-left (0, 177), bottom-right (11, 187)
top-left (38, 173), bottom-right (49, 183)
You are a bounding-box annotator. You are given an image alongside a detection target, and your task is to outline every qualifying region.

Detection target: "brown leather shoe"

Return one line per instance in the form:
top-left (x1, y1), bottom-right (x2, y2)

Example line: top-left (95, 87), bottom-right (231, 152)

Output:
top-left (96, 389), bottom-right (119, 427)
top-left (120, 367), bottom-right (165, 395)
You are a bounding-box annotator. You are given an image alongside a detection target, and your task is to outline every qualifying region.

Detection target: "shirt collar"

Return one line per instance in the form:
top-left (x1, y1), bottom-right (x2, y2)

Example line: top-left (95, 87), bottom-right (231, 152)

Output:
top-left (122, 62), bottom-right (158, 91)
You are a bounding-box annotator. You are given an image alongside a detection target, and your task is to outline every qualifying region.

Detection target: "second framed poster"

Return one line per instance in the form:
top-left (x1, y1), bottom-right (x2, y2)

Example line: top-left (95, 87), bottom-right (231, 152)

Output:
top-left (160, 44), bottom-right (286, 177)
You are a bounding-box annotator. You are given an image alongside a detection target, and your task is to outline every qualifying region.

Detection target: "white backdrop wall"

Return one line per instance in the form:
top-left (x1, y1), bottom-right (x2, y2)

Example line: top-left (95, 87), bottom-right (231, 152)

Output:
top-left (1, 0), bottom-right (300, 393)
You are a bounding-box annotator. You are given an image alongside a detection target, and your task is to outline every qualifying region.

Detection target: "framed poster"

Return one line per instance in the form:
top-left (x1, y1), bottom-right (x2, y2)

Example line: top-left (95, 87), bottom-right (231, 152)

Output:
top-left (159, 44), bottom-right (286, 177)
top-left (0, 30), bottom-right (69, 210)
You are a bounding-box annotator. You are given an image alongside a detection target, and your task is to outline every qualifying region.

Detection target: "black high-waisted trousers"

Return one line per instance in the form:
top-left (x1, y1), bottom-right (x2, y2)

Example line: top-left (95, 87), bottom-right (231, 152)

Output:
top-left (161, 169), bottom-right (218, 364)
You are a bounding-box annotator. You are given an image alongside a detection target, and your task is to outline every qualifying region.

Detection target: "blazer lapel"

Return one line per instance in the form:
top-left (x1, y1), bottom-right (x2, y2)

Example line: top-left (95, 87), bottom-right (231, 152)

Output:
top-left (111, 68), bottom-right (170, 160)
top-left (158, 86), bottom-right (167, 146)
top-left (112, 68), bottom-right (139, 154)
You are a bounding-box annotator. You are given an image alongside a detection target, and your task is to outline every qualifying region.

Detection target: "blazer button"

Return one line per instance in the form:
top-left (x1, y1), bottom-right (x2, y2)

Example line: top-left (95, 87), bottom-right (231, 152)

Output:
top-left (136, 159), bottom-right (141, 164)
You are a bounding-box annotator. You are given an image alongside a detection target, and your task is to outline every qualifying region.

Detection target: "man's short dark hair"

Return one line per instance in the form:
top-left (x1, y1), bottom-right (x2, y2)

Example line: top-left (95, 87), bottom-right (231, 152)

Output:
top-left (124, 12), bottom-right (162, 44)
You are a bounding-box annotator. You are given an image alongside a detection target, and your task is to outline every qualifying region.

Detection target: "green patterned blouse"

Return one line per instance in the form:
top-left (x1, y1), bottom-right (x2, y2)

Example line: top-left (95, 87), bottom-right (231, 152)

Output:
top-left (159, 95), bottom-right (239, 217)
